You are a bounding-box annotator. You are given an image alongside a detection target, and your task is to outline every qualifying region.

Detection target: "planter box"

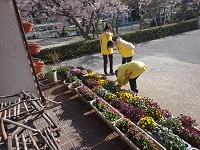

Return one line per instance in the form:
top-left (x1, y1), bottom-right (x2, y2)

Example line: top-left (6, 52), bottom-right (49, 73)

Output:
top-left (114, 118), bottom-right (166, 150)
top-left (137, 123), bottom-right (191, 150)
top-left (90, 99), bottom-right (123, 130)
top-left (189, 148), bottom-right (199, 150)
top-left (68, 81), bottom-right (83, 95)
top-left (63, 80), bottom-right (71, 88)
top-left (77, 88), bottom-right (96, 107)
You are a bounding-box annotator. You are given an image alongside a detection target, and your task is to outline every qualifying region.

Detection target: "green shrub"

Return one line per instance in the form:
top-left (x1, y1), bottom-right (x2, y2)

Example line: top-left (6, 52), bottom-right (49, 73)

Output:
top-left (35, 19), bottom-right (197, 63)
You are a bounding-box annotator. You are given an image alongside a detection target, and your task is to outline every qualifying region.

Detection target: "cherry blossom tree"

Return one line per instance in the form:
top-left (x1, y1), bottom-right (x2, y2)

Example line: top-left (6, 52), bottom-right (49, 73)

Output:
top-left (17, 0), bottom-right (128, 40)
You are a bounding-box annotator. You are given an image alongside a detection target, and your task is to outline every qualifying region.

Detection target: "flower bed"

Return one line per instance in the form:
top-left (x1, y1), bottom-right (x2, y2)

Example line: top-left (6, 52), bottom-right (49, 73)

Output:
top-left (103, 80), bottom-right (121, 93)
top-left (103, 92), bottom-right (117, 102)
top-left (152, 125), bottom-right (191, 150)
top-left (63, 75), bottom-right (78, 87)
top-left (68, 80), bottom-right (83, 94)
top-left (63, 66), bottom-right (199, 148)
top-left (120, 103), bottom-right (145, 122)
top-left (77, 85), bottom-right (97, 105)
top-left (90, 98), bottom-right (123, 130)
top-left (138, 117), bottom-right (191, 150)
top-left (114, 118), bottom-right (165, 150)
top-left (158, 115), bottom-right (200, 149)
top-left (70, 67), bottom-right (87, 80)
top-left (92, 86), bottom-right (107, 98)
top-left (82, 77), bottom-right (100, 89)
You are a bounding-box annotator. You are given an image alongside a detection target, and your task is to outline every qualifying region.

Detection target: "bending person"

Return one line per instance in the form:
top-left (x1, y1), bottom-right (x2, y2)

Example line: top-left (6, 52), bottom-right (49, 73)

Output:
top-left (107, 36), bottom-right (135, 64)
top-left (115, 61), bottom-right (148, 95)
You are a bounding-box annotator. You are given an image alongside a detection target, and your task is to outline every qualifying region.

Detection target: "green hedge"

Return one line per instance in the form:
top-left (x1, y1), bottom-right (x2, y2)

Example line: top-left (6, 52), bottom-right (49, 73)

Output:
top-left (120, 18), bottom-right (197, 43)
top-left (35, 19), bottom-right (197, 63)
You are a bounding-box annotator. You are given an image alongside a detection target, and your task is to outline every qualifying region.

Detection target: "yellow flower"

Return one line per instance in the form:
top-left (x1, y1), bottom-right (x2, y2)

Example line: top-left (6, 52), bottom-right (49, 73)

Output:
top-left (134, 95), bottom-right (141, 99)
top-left (142, 125), bottom-right (145, 128)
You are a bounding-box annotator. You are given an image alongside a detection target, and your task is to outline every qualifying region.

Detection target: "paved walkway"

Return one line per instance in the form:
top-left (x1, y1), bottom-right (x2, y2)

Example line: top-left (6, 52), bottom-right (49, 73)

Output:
top-left (32, 36), bottom-right (85, 49)
top-left (56, 29), bottom-right (200, 127)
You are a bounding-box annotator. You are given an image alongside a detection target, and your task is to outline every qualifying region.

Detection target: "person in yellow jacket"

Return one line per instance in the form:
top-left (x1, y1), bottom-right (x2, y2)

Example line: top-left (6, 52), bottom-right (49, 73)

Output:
top-left (115, 61), bottom-right (148, 94)
top-left (100, 24), bottom-right (114, 75)
top-left (107, 36), bottom-right (135, 64)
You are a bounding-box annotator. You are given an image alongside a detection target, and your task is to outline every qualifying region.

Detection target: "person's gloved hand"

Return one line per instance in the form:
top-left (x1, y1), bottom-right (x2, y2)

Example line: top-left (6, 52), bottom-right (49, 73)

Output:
top-left (117, 84), bottom-right (122, 88)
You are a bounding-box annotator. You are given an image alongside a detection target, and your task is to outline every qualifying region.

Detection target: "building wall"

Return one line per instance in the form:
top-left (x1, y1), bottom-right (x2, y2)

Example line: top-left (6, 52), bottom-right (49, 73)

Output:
top-left (0, 0), bottom-right (39, 101)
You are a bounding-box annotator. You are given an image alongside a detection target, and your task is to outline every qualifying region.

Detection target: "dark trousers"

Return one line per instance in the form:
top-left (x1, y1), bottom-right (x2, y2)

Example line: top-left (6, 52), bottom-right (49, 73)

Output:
top-left (122, 56), bottom-right (133, 64)
top-left (103, 54), bottom-right (113, 73)
top-left (129, 76), bottom-right (139, 92)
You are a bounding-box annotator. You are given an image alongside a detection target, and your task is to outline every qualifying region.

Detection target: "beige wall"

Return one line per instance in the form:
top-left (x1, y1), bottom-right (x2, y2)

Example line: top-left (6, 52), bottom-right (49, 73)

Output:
top-left (0, 0), bottom-right (39, 101)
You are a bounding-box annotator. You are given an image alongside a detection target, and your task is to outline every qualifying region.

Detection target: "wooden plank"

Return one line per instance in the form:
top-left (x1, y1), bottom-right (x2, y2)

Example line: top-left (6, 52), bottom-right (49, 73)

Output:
top-left (0, 118), bottom-right (7, 141)
top-left (3, 102), bottom-right (7, 118)
top-left (46, 128), bottom-right (61, 150)
top-left (17, 98), bottom-right (20, 116)
top-left (13, 100), bottom-right (17, 119)
top-left (8, 101), bottom-right (11, 119)
top-left (23, 102), bottom-right (29, 114)
top-left (43, 129), bottom-right (57, 150)
top-left (7, 135), bottom-right (12, 150)
top-left (28, 131), bottom-right (40, 150)
top-left (0, 102), bottom-right (3, 117)
top-left (14, 134), bottom-right (20, 150)
top-left (22, 133), bottom-right (28, 150)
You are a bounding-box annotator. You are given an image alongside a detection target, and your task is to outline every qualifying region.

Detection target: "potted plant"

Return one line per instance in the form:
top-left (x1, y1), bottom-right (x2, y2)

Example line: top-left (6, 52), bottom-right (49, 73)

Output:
top-left (138, 116), bottom-right (157, 132)
top-left (114, 118), bottom-right (165, 150)
top-left (87, 70), bottom-right (95, 77)
top-left (92, 86), bottom-right (107, 98)
top-left (138, 117), bottom-right (191, 150)
top-left (45, 66), bottom-right (57, 83)
top-left (33, 62), bottom-right (45, 74)
top-left (56, 65), bottom-right (70, 81)
top-left (91, 98), bottom-right (123, 129)
top-left (63, 75), bottom-right (78, 87)
top-left (159, 115), bottom-right (200, 149)
top-left (177, 114), bottom-right (198, 127)
top-left (109, 98), bottom-right (124, 110)
top-left (157, 117), bottom-right (183, 135)
top-left (71, 67), bottom-right (87, 80)
top-left (120, 103), bottom-right (145, 122)
top-left (103, 92), bottom-right (117, 102)
top-left (28, 42), bottom-right (42, 55)
top-left (77, 85), bottom-right (97, 104)
top-left (22, 22), bottom-right (34, 33)
top-left (145, 101), bottom-right (164, 121)
top-left (82, 78), bottom-right (100, 89)
top-left (162, 108), bottom-right (173, 118)
top-left (103, 80), bottom-right (121, 93)
top-left (68, 80), bottom-right (83, 94)
top-left (115, 91), bottom-right (134, 103)
top-left (152, 125), bottom-right (190, 150)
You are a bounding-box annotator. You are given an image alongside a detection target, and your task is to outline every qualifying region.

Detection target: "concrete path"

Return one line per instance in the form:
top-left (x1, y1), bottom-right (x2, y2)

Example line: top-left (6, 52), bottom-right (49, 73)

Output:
top-left (33, 36), bottom-right (85, 49)
top-left (56, 29), bottom-right (200, 126)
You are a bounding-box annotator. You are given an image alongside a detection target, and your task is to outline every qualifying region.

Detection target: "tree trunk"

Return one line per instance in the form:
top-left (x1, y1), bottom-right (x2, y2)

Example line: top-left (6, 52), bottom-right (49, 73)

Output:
top-left (94, 16), bottom-right (100, 39)
top-left (139, 14), bottom-right (143, 29)
top-left (116, 13), bottom-right (122, 34)
top-left (92, 23), bottom-right (95, 39)
top-left (61, 25), bottom-right (65, 37)
top-left (70, 16), bottom-right (92, 40)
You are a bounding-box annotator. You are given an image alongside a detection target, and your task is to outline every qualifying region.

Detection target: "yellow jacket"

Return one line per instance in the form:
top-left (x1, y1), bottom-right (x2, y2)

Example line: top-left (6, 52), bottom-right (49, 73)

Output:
top-left (116, 38), bottom-right (135, 58)
top-left (100, 32), bottom-right (113, 55)
top-left (117, 61), bottom-right (148, 85)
